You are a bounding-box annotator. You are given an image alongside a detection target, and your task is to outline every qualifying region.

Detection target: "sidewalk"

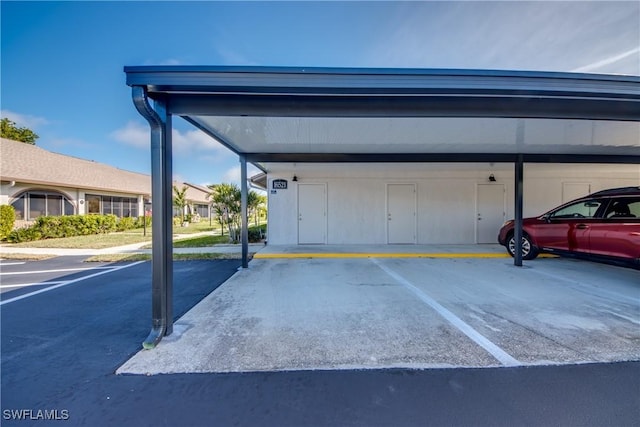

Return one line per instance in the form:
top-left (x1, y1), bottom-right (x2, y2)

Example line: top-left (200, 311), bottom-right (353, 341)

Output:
top-left (0, 231), bottom-right (266, 257)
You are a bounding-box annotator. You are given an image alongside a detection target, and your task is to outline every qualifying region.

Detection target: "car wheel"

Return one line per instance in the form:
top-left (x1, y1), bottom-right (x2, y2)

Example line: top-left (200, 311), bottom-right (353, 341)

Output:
top-left (507, 234), bottom-right (539, 260)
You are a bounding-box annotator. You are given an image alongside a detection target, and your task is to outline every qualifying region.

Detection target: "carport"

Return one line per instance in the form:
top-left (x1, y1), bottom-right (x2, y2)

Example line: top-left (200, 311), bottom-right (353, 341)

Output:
top-left (124, 66), bottom-right (640, 348)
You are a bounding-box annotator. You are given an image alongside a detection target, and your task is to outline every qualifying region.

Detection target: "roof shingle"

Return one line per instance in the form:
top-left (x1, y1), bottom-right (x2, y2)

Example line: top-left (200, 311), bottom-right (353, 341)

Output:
top-left (1, 137), bottom-right (151, 195)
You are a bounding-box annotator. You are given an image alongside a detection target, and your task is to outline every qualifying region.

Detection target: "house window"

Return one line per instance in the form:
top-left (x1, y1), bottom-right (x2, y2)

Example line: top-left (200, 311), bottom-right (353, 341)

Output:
top-left (29, 194), bottom-right (46, 219)
top-left (11, 194), bottom-right (26, 220)
top-left (194, 204), bottom-right (210, 218)
top-left (87, 195), bottom-right (101, 214)
top-left (85, 194), bottom-right (139, 218)
top-left (11, 191), bottom-right (76, 220)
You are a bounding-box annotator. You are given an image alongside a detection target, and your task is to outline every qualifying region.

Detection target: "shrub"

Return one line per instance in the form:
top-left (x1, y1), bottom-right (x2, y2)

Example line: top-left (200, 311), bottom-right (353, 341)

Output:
top-left (136, 215), bottom-right (151, 229)
top-left (117, 216), bottom-right (136, 232)
top-left (248, 224), bottom-right (266, 243)
top-left (0, 205), bottom-right (16, 240)
top-left (6, 214), bottom-right (118, 243)
top-left (7, 226), bottom-right (41, 243)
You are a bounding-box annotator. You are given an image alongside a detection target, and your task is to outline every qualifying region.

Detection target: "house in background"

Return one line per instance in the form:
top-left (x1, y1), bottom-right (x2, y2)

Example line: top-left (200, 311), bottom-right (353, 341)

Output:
top-left (0, 137), bottom-right (210, 228)
top-left (172, 182), bottom-right (213, 220)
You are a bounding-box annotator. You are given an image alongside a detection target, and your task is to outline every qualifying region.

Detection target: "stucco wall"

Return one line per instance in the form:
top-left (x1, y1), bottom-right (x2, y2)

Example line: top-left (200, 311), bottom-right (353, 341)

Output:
top-left (266, 163), bottom-right (640, 245)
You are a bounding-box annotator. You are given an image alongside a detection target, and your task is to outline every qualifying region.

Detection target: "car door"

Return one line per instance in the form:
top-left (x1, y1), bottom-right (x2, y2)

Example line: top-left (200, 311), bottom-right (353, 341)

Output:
top-left (588, 197), bottom-right (640, 260)
top-left (529, 198), bottom-right (605, 253)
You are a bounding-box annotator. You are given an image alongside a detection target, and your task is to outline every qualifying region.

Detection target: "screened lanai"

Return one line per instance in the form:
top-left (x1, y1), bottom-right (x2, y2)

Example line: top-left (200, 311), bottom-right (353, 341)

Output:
top-left (124, 66), bottom-right (640, 347)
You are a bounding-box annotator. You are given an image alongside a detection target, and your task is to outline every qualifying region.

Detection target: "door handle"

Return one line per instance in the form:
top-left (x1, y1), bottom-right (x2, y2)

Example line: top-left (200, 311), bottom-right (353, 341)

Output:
top-left (576, 224), bottom-right (589, 230)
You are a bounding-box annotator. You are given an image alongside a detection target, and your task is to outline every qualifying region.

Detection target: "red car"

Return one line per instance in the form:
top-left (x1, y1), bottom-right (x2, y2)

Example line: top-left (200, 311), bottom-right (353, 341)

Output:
top-left (498, 187), bottom-right (640, 266)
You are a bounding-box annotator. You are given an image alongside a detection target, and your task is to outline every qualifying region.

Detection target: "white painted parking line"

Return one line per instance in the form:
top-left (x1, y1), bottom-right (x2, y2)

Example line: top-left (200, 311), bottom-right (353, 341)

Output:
top-left (0, 266), bottom-right (114, 276)
top-left (0, 281), bottom-right (66, 289)
top-left (371, 258), bottom-right (521, 367)
top-left (0, 262), bottom-right (26, 266)
top-left (0, 262), bottom-right (145, 305)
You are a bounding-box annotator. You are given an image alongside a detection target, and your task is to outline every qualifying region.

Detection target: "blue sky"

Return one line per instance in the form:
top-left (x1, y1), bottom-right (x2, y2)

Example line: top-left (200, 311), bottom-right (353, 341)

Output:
top-left (2, 1), bottom-right (639, 186)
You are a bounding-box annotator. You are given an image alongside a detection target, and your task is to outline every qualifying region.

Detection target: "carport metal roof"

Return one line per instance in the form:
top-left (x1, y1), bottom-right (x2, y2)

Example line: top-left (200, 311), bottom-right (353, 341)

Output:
top-left (126, 66), bottom-right (640, 164)
top-left (124, 66), bottom-right (640, 348)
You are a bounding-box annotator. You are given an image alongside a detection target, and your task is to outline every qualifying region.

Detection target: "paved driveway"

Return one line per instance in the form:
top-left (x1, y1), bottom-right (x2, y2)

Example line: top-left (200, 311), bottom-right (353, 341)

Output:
top-left (1, 255), bottom-right (638, 426)
top-left (119, 253), bottom-right (639, 374)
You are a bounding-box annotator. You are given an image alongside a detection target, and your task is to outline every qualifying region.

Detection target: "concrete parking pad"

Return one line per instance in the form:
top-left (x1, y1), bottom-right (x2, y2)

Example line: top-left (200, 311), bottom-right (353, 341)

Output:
top-left (118, 247), bottom-right (639, 375)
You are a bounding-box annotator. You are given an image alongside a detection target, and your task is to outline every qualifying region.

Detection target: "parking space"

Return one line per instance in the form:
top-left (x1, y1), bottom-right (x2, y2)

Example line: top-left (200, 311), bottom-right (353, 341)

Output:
top-left (118, 249), bottom-right (639, 375)
top-left (0, 256), bottom-right (141, 302)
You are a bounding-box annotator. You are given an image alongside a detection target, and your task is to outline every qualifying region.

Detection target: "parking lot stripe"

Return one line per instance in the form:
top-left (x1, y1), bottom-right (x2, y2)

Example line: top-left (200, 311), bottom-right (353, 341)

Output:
top-left (371, 258), bottom-right (522, 367)
top-left (0, 262), bottom-right (145, 305)
top-left (1, 266), bottom-right (115, 276)
top-left (0, 281), bottom-right (66, 289)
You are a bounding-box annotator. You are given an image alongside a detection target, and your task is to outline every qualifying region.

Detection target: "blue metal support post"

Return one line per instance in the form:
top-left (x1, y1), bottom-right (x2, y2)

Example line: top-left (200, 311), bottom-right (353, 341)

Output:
top-left (132, 86), bottom-right (173, 349)
top-left (514, 154), bottom-right (524, 267)
top-left (159, 104), bottom-right (173, 335)
top-left (240, 155), bottom-right (249, 268)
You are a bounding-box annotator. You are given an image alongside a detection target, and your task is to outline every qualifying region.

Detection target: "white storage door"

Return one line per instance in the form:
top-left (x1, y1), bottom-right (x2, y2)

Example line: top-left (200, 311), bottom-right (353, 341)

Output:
top-left (298, 184), bottom-right (327, 244)
top-left (387, 184), bottom-right (416, 244)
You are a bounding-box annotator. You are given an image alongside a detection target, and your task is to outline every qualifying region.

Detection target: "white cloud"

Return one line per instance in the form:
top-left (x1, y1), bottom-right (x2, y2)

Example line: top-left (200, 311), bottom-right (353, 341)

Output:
top-left (1, 109), bottom-right (50, 129)
top-left (221, 166), bottom-right (241, 184)
top-left (111, 121), bottom-right (233, 157)
top-left (572, 47), bottom-right (640, 74)
top-left (172, 128), bottom-right (231, 155)
top-left (360, 2), bottom-right (639, 74)
top-left (110, 121), bottom-right (149, 149)
top-left (221, 164), bottom-right (262, 186)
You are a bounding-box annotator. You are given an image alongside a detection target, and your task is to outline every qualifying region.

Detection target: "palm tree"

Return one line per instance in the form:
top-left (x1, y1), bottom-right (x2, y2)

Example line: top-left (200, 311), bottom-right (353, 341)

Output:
top-left (247, 191), bottom-right (267, 225)
top-left (172, 185), bottom-right (189, 225)
top-left (209, 183), bottom-right (241, 242)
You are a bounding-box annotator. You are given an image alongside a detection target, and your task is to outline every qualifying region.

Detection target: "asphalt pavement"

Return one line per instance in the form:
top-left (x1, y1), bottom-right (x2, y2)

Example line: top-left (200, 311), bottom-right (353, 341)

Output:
top-left (1, 256), bottom-right (638, 426)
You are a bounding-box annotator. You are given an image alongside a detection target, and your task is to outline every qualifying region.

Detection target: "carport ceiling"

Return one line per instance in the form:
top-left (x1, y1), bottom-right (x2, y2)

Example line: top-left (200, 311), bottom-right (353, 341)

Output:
top-left (125, 66), bottom-right (640, 165)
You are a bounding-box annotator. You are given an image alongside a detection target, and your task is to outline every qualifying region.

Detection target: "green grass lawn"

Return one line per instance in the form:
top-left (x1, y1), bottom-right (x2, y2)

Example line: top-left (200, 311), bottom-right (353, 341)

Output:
top-left (172, 235), bottom-right (230, 248)
top-left (6, 222), bottom-right (220, 249)
top-left (8, 232), bottom-right (153, 249)
top-left (172, 221), bottom-right (220, 235)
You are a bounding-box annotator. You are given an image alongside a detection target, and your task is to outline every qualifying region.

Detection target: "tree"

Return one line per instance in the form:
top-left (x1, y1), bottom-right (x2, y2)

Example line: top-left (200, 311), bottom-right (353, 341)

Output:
top-left (209, 183), bottom-right (241, 242)
top-left (247, 191), bottom-right (267, 226)
top-left (208, 184), bottom-right (266, 240)
top-left (1, 118), bottom-right (39, 144)
top-left (172, 185), bottom-right (189, 225)
top-left (207, 184), bottom-right (225, 235)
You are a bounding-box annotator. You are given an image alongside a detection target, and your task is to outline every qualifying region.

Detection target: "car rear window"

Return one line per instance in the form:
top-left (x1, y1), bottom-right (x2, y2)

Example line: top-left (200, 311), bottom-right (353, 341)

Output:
top-left (604, 197), bottom-right (640, 219)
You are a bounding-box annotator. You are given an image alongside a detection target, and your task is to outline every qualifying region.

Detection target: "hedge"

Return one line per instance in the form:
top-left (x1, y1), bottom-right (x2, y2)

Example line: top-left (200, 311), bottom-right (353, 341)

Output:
top-left (248, 224), bottom-right (266, 243)
top-left (0, 205), bottom-right (16, 240)
top-left (6, 214), bottom-right (138, 243)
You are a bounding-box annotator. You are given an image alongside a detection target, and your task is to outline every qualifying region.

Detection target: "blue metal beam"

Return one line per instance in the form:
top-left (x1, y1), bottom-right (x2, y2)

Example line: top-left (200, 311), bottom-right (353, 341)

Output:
top-left (132, 86), bottom-right (173, 349)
